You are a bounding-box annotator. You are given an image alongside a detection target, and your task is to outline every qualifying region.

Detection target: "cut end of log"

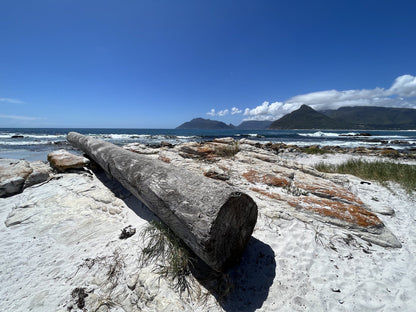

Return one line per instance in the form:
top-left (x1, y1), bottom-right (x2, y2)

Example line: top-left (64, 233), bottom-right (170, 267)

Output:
top-left (208, 192), bottom-right (258, 271)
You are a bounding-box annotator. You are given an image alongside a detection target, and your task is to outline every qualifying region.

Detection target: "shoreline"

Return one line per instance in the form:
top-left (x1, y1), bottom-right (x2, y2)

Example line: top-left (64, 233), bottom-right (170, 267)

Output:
top-left (2, 139), bottom-right (416, 164)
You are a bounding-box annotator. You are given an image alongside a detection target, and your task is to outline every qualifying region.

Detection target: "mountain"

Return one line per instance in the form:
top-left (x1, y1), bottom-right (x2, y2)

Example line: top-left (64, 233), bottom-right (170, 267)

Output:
top-left (235, 120), bottom-right (273, 130)
top-left (269, 105), bottom-right (351, 129)
top-left (176, 118), bottom-right (234, 129)
top-left (322, 106), bottom-right (416, 130)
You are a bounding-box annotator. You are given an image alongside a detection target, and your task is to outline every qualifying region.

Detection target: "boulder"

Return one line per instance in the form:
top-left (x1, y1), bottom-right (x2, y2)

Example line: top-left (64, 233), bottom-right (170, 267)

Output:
top-left (47, 149), bottom-right (90, 172)
top-left (213, 137), bottom-right (235, 144)
top-left (24, 161), bottom-right (52, 188)
top-left (0, 159), bottom-right (32, 197)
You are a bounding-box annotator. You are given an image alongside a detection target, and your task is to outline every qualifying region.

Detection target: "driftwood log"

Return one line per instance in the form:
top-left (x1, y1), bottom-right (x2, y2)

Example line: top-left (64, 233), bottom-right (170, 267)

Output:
top-left (67, 132), bottom-right (258, 272)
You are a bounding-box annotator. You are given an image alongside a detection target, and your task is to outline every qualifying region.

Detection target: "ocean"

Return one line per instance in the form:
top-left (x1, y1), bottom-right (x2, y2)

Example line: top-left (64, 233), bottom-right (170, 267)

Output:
top-left (1, 128), bottom-right (416, 161)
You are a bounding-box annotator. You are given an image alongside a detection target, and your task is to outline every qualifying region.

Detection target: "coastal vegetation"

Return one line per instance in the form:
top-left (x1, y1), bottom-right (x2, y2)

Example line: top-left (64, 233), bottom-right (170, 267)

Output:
top-left (139, 220), bottom-right (233, 302)
top-left (301, 146), bottom-right (333, 155)
top-left (140, 220), bottom-right (195, 296)
top-left (315, 159), bottom-right (416, 192)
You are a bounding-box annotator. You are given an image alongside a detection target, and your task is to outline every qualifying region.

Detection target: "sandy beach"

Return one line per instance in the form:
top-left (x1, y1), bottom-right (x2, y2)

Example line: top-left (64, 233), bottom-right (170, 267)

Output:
top-left (2, 1), bottom-right (416, 310)
top-left (1, 138), bottom-right (416, 311)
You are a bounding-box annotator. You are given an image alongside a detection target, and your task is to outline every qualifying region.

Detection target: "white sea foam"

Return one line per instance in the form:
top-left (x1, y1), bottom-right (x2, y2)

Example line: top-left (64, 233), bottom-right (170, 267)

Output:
top-left (0, 141), bottom-right (55, 146)
top-left (24, 134), bottom-right (65, 139)
top-left (298, 131), bottom-right (341, 137)
top-left (279, 140), bottom-right (384, 149)
top-left (0, 134), bottom-right (17, 139)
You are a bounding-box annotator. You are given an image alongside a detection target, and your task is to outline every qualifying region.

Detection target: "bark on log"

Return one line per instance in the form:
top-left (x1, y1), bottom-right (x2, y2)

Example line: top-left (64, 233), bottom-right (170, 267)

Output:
top-left (67, 132), bottom-right (258, 272)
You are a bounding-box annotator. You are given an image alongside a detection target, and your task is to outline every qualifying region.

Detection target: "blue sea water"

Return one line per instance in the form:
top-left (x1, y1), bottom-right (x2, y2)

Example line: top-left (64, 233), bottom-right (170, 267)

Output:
top-left (1, 128), bottom-right (416, 161)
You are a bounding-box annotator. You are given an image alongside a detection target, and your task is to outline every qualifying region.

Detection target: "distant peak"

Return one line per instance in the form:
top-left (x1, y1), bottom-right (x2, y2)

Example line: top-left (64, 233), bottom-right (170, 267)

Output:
top-left (299, 104), bottom-right (314, 111)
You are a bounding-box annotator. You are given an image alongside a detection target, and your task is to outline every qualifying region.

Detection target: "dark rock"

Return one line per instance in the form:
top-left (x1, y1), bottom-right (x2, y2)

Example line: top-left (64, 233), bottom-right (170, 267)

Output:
top-left (390, 140), bottom-right (407, 145)
top-left (71, 287), bottom-right (88, 309)
top-left (340, 132), bottom-right (372, 137)
top-left (160, 141), bottom-right (174, 148)
top-left (119, 225), bottom-right (136, 239)
top-left (204, 170), bottom-right (230, 181)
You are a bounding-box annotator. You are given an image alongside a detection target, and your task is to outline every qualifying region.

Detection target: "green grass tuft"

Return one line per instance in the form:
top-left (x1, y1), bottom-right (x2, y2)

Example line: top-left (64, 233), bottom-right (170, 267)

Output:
top-left (140, 220), bottom-right (195, 296)
top-left (315, 159), bottom-right (416, 192)
top-left (139, 220), bottom-right (234, 303)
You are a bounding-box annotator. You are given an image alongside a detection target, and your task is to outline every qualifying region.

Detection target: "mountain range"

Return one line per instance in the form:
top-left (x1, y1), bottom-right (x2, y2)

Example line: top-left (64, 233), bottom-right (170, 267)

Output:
top-left (177, 105), bottom-right (416, 130)
top-left (176, 118), bottom-right (272, 130)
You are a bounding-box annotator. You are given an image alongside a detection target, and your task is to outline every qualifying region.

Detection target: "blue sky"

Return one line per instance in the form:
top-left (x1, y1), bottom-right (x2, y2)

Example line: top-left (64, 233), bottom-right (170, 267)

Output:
top-left (1, 0), bottom-right (416, 128)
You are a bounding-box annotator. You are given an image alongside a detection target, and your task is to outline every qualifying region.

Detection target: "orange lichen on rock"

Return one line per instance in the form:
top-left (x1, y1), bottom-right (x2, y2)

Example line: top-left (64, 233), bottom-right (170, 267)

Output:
top-left (288, 196), bottom-right (381, 227)
top-left (179, 143), bottom-right (216, 160)
top-left (159, 156), bottom-right (171, 163)
top-left (243, 169), bottom-right (290, 187)
top-left (250, 187), bottom-right (282, 200)
top-left (197, 145), bottom-right (216, 155)
top-left (294, 182), bottom-right (364, 205)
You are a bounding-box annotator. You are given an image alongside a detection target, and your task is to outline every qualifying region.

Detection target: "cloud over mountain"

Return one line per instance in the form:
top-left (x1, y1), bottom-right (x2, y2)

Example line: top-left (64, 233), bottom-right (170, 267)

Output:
top-left (243, 74), bottom-right (416, 121)
top-left (206, 107), bottom-right (242, 117)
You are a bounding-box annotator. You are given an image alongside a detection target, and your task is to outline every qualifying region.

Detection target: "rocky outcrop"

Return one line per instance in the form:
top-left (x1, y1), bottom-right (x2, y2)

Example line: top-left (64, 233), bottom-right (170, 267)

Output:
top-left (47, 149), bottom-right (90, 172)
top-left (24, 161), bottom-right (52, 188)
top-left (67, 132), bottom-right (258, 272)
top-left (0, 159), bottom-right (52, 197)
top-left (125, 139), bottom-right (402, 248)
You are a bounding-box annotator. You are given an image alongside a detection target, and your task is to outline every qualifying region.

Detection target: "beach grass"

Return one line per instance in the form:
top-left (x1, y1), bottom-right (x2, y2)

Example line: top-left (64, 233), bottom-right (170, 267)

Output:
top-left (315, 159), bottom-right (416, 192)
top-left (140, 220), bottom-right (195, 296)
top-left (139, 220), bottom-right (234, 303)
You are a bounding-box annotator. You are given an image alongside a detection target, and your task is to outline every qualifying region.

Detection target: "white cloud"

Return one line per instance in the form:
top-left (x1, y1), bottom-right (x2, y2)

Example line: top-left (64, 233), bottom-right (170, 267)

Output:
top-left (0, 98), bottom-right (24, 104)
top-left (231, 107), bottom-right (242, 115)
top-left (217, 109), bottom-right (229, 116)
top-left (387, 74), bottom-right (416, 97)
top-left (243, 74), bottom-right (416, 121)
top-left (206, 109), bottom-right (216, 116)
top-left (207, 107), bottom-right (243, 117)
top-left (0, 114), bottom-right (40, 121)
top-left (243, 101), bottom-right (285, 120)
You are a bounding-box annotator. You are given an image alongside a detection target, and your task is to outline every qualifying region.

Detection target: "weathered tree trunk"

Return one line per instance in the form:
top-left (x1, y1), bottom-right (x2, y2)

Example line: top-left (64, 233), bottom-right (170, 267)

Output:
top-left (67, 132), bottom-right (257, 272)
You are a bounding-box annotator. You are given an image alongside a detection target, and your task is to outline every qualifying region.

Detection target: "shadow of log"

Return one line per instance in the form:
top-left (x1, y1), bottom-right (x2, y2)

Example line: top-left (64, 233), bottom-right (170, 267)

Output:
top-left (193, 237), bottom-right (276, 312)
top-left (93, 167), bottom-right (157, 223)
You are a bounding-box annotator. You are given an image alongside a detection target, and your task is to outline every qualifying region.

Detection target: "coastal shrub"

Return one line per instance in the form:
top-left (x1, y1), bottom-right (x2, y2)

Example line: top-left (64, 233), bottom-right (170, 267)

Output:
top-left (302, 146), bottom-right (333, 155)
top-left (315, 159), bottom-right (416, 193)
